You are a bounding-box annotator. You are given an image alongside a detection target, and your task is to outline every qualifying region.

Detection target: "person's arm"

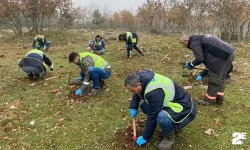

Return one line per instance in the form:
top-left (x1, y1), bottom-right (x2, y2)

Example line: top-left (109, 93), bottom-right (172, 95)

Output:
top-left (127, 36), bottom-right (133, 51)
top-left (129, 94), bottom-right (141, 110)
top-left (32, 39), bottom-right (36, 48)
top-left (43, 54), bottom-right (52, 66)
top-left (142, 89), bottom-right (164, 140)
top-left (199, 69), bottom-right (209, 78)
top-left (190, 41), bottom-right (204, 67)
top-left (102, 39), bottom-right (105, 48)
top-left (43, 37), bottom-right (47, 44)
top-left (80, 56), bottom-right (94, 91)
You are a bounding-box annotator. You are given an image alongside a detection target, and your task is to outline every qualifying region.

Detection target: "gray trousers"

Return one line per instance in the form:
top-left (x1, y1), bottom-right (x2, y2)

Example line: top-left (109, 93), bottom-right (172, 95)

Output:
top-left (206, 53), bottom-right (235, 100)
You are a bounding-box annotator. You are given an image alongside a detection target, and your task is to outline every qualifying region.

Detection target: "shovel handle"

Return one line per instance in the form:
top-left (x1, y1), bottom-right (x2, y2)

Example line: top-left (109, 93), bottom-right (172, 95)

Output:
top-left (133, 118), bottom-right (136, 141)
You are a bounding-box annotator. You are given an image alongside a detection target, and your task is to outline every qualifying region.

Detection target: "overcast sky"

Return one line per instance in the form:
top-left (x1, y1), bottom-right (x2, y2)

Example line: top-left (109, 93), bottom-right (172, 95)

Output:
top-left (73, 0), bottom-right (146, 13)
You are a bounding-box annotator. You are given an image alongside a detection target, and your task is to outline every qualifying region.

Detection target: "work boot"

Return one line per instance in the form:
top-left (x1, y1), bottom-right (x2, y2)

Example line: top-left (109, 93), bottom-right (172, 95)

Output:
top-left (88, 88), bottom-right (100, 96)
top-left (157, 132), bottom-right (175, 150)
top-left (99, 80), bottom-right (105, 88)
top-left (197, 98), bottom-right (215, 106)
top-left (216, 96), bottom-right (224, 105)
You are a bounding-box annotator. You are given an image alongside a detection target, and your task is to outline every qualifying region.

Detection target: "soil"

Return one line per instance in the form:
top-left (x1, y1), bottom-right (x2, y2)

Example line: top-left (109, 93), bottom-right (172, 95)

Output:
top-left (111, 117), bottom-right (163, 150)
top-left (66, 85), bottom-right (89, 103)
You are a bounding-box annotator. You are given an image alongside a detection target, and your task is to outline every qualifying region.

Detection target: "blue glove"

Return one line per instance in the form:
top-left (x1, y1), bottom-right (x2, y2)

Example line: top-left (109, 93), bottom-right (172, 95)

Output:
top-left (196, 75), bottom-right (203, 81)
top-left (185, 62), bottom-right (194, 70)
top-left (129, 108), bottom-right (137, 118)
top-left (75, 89), bottom-right (83, 95)
top-left (126, 44), bottom-right (128, 49)
top-left (136, 136), bottom-right (147, 146)
top-left (129, 51), bottom-right (132, 55)
top-left (44, 45), bottom-right (47, 49)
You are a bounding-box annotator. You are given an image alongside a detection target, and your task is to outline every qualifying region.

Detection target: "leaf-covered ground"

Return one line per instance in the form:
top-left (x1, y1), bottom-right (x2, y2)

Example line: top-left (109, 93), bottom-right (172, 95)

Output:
top-left (0, 29), bottom-right (249, 150)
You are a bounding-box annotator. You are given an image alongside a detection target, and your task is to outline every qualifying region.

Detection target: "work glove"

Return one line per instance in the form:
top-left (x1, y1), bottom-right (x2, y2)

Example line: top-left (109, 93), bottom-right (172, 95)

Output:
top-left (196, 75), bottom-right (203, 81)
top-left (44, 45), bottom-right (47, 49)
top-left (129, 108), bottom-right (137, 118)
top-left (136, 136), bottom-right (147, 146)
top-left (185, 62), bottom-right (194, 70)
top-left (75, 89), bottom-right (83, 95)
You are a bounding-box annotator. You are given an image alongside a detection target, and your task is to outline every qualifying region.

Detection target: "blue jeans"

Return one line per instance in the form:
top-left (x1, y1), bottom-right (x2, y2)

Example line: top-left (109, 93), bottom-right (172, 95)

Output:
top-left (140, 102), bottom-right (174, 135)
top-left (80, 67), bottom-right (111, 89)
top-left (88, 42), bottom-right (104, 53)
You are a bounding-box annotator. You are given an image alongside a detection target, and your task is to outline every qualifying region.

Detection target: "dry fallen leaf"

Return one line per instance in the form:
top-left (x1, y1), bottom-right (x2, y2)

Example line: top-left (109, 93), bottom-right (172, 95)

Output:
top-left (214, 119), bottom-right (221, 126)
top-left (183, 86), bottom-right (192, 90)
top-left (211, 108), bottom-right (219, 112)
top-left (10, 106), bottom-right (16, 109)
top-left (114, 127), bottom-right (119, 134)
top-left (204, 128), bottom-right (214, 136)
top-left (51, 89), bottom-right (60, 94)
top-left (30, 120), bottom-right (35, 126)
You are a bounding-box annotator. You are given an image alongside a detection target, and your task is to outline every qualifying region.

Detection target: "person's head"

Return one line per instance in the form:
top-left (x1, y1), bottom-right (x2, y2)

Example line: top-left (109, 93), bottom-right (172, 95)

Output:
top-left (35, 45), bottom-right (42, 50)
top-left (95, 35), bottom-right (101, 41)
top-left (118, 34), bottom-right (125, 42)
top-left (180, 35), bottom-right (190, 47)
top-left (124, 73), bottom-right (142, 95)
top-left (37, 34), bottom-right (41, 39)
top-left (69, 52), bottom-right (80, 64)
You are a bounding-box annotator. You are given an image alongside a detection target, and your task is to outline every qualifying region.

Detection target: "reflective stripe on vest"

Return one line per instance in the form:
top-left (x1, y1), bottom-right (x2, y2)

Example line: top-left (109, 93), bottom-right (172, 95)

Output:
top-left (163, 98), bottom-right (194, 124)
top-left (79, 52), bottom-right (108, 68)
top-left (126, 32), bottom-right (137, 43)
top-left (144, 73), bottom-right (186, 123)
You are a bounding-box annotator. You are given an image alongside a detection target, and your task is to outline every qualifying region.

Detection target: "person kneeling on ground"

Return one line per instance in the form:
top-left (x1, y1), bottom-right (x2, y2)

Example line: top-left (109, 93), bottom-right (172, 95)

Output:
top-left (18, 45), bottom-right (54, 80)
top-left (69, 51), bottom-right (111, 96)
top-left (88, 35), bottom-right (105, 54)
top-left (32, 34), bottom-right (51, 51)
top-left (124, 70), bottom-right (196, 150)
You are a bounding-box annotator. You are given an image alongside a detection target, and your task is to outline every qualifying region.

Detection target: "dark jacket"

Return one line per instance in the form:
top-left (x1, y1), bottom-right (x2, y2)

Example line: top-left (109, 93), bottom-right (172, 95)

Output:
top-left (130, 70), bottom-right (196, 140)
top-left (188, 35), bottom-right (235, 74)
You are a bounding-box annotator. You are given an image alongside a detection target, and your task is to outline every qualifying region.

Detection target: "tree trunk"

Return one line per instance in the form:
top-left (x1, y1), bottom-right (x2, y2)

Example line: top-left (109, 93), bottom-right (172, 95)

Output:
top-left (239, 20), bottom-right (247, 43)
top-left (245, 21), bottom-right (250, 40)
top-left (40, 13), bottom-right (45, 31)
top-left (22, 11), bottom-right (31, 31)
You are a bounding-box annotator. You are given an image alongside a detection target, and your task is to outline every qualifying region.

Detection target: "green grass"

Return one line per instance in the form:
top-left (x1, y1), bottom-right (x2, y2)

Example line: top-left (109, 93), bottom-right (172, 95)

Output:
top-left (0, 29), bottom-right (249, 150)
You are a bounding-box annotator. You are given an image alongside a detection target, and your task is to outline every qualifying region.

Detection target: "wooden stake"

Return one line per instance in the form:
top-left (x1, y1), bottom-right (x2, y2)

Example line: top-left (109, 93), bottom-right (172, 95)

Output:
top-left (133, 118), bottom-right (136, 141)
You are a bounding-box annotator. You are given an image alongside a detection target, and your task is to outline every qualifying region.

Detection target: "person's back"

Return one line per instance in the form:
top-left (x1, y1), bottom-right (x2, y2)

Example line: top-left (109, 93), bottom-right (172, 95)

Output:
top-left (188, 34), bottom-right (234, 73)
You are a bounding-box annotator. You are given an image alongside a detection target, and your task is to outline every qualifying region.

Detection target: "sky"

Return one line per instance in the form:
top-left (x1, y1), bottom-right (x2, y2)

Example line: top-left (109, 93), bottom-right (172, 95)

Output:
top-left (72, 0), bottom-right (146, 13)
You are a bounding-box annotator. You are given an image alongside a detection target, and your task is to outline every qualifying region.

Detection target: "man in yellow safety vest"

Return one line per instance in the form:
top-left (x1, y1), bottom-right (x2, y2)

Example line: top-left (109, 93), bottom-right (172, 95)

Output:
top-left (69, 51), bottom-right (111, 96)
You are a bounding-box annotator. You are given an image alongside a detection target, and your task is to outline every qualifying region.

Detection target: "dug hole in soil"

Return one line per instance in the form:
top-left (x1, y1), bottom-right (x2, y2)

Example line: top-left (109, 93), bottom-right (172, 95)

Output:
top-left (111, 117), bottom-right (164, 149)
top-left (66, 84), bottom-right (89, 103)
